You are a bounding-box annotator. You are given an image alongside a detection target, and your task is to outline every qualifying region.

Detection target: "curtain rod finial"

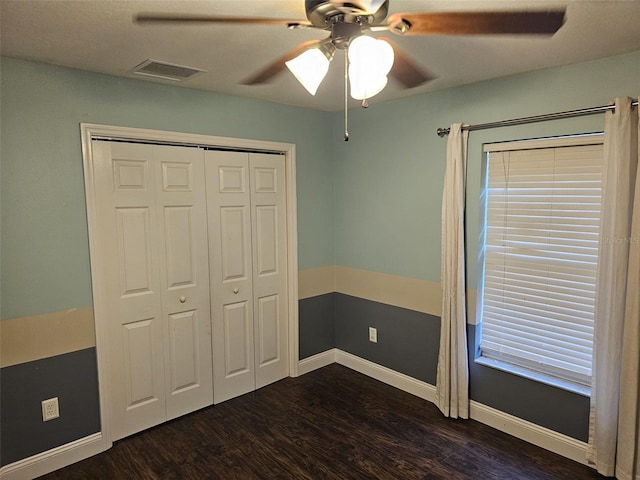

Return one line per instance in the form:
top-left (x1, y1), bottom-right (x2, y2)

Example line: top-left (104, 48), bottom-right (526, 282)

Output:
top-left (437, 127), bottom-right (450, 137)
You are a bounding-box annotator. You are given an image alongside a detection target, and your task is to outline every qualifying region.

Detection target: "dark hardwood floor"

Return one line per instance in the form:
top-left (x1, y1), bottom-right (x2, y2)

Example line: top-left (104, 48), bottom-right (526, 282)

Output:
top-left (40, 364), bottom-right (608, 479)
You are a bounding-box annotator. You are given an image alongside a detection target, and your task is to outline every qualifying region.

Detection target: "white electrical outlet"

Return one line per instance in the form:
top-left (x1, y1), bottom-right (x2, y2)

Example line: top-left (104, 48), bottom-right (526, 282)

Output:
top-left (42, 397), bottom-right (60, 421)
top-left (369, 326), bottom-right (378, 343)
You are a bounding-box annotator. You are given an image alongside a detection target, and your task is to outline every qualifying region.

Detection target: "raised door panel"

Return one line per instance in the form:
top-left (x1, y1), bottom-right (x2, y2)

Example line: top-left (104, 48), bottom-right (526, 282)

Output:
top-left (93, 141), bottom-right (166, 441)
top-left (220, 207), bottom-right (250, 282)
top-left (222, 301), bottom-right (252, 376)
top-left (249, 154), bottom-right (289, 389)
top-left (205, 150), bottom-right (256, 404)
top-left (116, 207), bottom-right (154, 297)
top-left (164, 206), bottom-right (196, 288)
top-left (154, 146), bottom-right (213, 420)
top-left (255, 206), bottom-right (278, 276)
top-left (168, 310), bottom-right (200, 393)
top-left (122, 319), bottom-right (158, 408)
top-left (256, 294), bottom-right (280, 367)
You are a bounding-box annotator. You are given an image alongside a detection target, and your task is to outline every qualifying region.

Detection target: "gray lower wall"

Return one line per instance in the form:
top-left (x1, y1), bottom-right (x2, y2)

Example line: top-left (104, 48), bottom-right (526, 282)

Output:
top-left (334, 293), bottom-right (440, 385)
top-left (299, 292), bottom-right (591, 442)
top-left (467, 324), bottom-right (590, 442)
top-left (0, 348), bottom-right (101, 466)
top-left (299, 294), bottom-right (335, 359)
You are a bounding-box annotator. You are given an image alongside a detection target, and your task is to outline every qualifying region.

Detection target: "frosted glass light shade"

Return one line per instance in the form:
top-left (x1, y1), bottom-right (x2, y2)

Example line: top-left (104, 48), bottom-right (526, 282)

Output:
top-left (348, 36), bottom-right (394, 77)
top-left (348, 35), bottom-right (394, 100)
top-left (285, 48), bottom-right (331, 96)
top-left (349, 67), bottom-right (388, 100)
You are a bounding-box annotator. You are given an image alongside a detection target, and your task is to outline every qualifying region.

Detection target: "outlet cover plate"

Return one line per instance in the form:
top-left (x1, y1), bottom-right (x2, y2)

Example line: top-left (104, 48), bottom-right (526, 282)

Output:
top-left (369, 326), bottom-right (378, 343)
top-left (42, 397), bottom-right (60, 421)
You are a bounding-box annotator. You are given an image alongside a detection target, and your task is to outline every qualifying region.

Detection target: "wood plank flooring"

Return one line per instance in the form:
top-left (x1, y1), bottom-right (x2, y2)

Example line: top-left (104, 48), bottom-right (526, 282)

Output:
top-left (39, 364), bottom-right (609, 479)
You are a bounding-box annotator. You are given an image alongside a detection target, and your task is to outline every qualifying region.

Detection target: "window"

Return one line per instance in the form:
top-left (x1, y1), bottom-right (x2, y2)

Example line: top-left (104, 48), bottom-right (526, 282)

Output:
top-left (477, 135), bottom-right (604, 392)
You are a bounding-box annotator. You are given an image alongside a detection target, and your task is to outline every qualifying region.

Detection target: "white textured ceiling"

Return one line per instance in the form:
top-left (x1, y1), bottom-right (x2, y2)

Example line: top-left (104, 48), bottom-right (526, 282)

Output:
top-left (2, 0), bottom-right (640, 111)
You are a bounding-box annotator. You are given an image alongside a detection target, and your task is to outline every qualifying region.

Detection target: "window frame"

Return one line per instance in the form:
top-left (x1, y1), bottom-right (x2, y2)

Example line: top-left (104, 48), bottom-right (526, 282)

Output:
top-left (475, 133), bottom-right (604, 397)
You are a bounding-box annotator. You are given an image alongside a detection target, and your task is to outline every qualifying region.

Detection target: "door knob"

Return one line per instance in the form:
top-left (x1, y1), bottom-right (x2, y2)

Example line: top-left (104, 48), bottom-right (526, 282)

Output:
top-left (179, 296), bottom-right (187, 303)
top-left (233, 288), bottom-right (239, 294)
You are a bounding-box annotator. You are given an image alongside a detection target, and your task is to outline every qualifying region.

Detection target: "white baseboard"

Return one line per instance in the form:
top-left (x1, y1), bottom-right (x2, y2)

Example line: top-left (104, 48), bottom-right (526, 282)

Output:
top-left (0, 433), bottom-right (110, 480)
top-left (305, 349), bottom-right (588, 467)
top-left (334, 349), bottom-right (437, 403)
top-left (469, 401), bottom-right (588, 465)
top-left (297, 349), bottom-right (337, 375)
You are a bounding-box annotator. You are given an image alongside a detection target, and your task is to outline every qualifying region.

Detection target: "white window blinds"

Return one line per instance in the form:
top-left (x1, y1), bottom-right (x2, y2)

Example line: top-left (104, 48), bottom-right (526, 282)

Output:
top-left (479, 138), bottom-right (604, 386)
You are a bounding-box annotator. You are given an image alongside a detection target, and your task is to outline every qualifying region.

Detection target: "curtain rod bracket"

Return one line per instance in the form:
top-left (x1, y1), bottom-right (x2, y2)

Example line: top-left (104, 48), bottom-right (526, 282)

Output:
top-left (437, 127), bottom-right (450, 137)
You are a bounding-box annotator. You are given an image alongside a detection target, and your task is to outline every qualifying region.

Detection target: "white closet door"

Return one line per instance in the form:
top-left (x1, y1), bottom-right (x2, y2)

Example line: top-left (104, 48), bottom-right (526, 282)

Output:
top-left (206, 151), bottom-right (256, 404)
top-left (154, 146), bottom-right (213, 420)
top-left (206, 150), bottom-right (289, 403)
top-left (94, 141), bottom-right (212, 440)
top-left (249, 153), bottom-right (289, 389)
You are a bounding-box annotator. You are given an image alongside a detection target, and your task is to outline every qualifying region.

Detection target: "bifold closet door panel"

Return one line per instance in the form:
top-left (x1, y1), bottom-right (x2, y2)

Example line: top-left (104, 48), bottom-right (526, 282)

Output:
top-left (153, 145), bottom-right (213, 421)
top-left (206, 150), bottom-right (256, 404)
top-left (94, 141), bottom-right (167, 440)
top-left (93, 141), bottom-right (213, 441)
top-left (249, 153), bottom-right (289, 389)
top-left (206, 150), bottom-right (289, 404)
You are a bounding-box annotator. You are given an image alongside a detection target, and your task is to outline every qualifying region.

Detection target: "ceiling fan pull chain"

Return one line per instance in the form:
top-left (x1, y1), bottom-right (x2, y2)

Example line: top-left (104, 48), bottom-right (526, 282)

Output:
top-left (344, 48), bottom-right (349, 142)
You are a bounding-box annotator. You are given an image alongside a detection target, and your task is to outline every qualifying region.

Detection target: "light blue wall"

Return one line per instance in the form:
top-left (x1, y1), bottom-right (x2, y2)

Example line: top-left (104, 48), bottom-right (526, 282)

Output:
top-left (0, 57), bottom-right (334, 319)
top-left (332, 49), bottom-right (640, 287)
top-left (2, 50), bottom-right (638, 319)
top-left (4, 51), bottom-right (637, 319)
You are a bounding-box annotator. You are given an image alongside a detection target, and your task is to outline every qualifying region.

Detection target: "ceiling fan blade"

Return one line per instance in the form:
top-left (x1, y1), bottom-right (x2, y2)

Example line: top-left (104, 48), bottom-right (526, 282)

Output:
top-left (387, 10), bottom-right (566, 36)
top-left (135, 13), bottom-right (310, 28)
top-left (381, 38), bottom-right (435, 89)
top-left (241, 39), bottom-right (326, 85)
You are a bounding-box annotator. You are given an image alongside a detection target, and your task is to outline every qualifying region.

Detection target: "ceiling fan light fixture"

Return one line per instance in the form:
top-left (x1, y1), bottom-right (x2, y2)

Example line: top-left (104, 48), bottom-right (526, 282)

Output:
top-left (348, 35), bottom-right (394, 100)
top-left (286, 43), bottom-right (335, 96)
top-left (349, 69), bottom-right (388, 100)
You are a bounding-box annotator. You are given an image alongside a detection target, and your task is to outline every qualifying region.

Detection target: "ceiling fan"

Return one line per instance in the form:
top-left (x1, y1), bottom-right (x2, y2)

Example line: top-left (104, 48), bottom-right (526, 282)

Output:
top-left (135, 0), bottom-right (566, 139)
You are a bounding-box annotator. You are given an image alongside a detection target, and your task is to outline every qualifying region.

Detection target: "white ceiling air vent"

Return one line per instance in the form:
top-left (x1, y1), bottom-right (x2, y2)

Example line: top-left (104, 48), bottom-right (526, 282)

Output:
top-left (129, 59), bottom-right (206, 82)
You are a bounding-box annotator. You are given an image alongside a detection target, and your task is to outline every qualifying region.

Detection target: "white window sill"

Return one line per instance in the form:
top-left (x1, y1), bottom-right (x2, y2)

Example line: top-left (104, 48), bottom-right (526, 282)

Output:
top-left (475, 356), bottom-right (591, 398)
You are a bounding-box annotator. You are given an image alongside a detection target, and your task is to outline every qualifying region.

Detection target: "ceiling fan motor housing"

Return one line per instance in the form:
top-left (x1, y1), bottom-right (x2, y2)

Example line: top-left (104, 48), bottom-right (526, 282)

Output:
top-left (331, 22), bottom-right (363, 48)
top-left (305, 0), bottom-right (389, 27)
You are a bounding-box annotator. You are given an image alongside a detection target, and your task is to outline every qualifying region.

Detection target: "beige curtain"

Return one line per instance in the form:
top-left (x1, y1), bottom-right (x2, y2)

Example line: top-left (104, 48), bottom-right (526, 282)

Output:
top-left (616, 98), bottom-right (640, 480)
top-left (588, 97), bottom-right (640, 479)
top-left (435, 123), bottom-right (470, 419)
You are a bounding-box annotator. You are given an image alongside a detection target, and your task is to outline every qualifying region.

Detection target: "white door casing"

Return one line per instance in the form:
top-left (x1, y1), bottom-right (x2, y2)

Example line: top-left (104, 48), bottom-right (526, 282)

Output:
top-left (81, 123), bottom-right (299, 451)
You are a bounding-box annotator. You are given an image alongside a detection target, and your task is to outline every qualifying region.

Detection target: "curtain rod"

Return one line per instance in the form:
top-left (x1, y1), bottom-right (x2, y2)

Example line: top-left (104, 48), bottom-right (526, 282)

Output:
top-left (436, 100), bottom-right (639, 137)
